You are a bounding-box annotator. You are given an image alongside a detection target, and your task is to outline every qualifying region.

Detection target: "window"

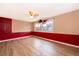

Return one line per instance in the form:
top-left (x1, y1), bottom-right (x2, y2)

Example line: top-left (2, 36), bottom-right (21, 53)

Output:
top-left (34, 19), bottom-right (54, 32)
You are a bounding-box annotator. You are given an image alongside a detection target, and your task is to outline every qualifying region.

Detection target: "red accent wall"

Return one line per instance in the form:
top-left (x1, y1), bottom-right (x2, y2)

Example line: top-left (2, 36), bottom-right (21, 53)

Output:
top-left (32, 32), bottom-right (79, 46)
top-left (0, 17), bottom-right (12, 34)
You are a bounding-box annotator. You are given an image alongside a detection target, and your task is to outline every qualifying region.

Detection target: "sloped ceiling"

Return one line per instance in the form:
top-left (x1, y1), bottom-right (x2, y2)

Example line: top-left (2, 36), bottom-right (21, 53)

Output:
top-left (0, 3), bottom-right (79, 22)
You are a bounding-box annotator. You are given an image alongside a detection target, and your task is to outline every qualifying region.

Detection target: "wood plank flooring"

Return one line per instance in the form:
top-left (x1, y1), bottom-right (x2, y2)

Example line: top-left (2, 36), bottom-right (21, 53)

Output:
top-left (0, 36), bottom-right (79, 56)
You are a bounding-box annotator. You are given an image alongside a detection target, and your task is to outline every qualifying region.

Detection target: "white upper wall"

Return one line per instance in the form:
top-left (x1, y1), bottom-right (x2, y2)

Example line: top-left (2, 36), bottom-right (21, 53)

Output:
top-left (0, 3), bottom-right (79, 22)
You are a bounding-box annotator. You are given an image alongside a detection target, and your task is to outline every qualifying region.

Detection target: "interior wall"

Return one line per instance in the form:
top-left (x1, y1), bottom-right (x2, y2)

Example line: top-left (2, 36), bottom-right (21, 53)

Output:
top-left (0, 17), bottom-right (12, 34)
top-left (12, 20), bottom-right (33, 32)
top-left (53, 10), bottom-right (79, 35)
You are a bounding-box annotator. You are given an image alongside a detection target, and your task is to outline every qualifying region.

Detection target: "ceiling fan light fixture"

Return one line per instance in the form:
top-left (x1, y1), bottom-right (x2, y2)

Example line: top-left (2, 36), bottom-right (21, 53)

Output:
top-left (26, 9), bottom-right (39, 19)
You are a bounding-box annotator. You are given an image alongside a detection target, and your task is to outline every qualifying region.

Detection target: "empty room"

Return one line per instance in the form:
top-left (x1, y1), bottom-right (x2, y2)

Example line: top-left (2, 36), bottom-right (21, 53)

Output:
top-left (0, 3), bottom-right (79, 56)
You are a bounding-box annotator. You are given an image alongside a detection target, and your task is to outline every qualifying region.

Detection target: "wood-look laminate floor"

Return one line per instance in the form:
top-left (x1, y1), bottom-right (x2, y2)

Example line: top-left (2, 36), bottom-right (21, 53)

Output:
top-left (0, 36), bottom-right (79, 56)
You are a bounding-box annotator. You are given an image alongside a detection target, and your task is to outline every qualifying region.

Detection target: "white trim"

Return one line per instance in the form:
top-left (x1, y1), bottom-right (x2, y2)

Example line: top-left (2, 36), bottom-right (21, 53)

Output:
top-left (33, 35), bottom-right (79, 48)
top-left (0, 36), bottom-right (32, 43)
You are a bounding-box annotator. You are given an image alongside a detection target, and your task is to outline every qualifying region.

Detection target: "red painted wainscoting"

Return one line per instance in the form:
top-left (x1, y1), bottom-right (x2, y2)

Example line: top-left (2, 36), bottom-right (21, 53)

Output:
top-left (32, 32), bottom-right (79, 46)
top-left (0, 32), bottom-right (32, 40)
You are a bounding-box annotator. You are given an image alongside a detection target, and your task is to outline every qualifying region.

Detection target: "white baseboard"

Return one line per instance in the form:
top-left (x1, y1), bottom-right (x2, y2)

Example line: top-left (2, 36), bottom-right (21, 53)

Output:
top-left (0, 36), bottom-right (32, 43)
top-left (33, 35), bottom-right (79, 48)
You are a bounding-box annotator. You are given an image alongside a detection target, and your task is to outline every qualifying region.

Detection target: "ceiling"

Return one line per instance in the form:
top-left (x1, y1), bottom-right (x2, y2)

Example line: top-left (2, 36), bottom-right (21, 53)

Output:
top-left (0, 3), bottom-right (79, 22)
